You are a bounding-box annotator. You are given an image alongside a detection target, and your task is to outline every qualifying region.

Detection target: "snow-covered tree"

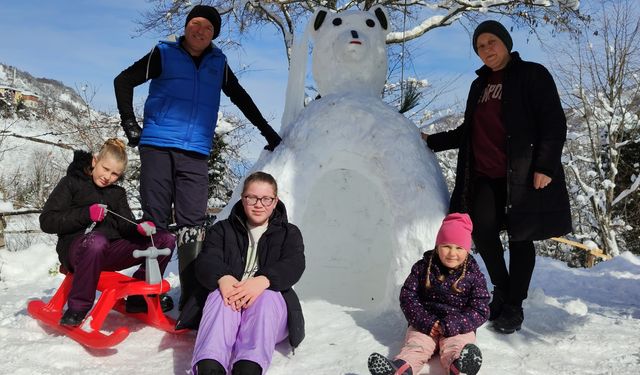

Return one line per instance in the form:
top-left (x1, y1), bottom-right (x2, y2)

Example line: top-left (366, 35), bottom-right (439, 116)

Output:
top-left (555, 0), bottom-right (640, 256)
top-left (208, 115), bottom-right (253, 208)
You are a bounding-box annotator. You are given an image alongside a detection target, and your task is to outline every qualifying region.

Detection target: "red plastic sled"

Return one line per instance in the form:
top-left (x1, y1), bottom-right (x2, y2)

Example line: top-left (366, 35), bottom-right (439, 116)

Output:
top-left (28, 271), bottom-right (188, 349)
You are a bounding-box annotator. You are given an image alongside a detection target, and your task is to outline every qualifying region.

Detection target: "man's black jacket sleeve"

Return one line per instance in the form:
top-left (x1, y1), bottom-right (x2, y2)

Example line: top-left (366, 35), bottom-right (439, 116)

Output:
top-left (113, 47), bottom-right (161, 121)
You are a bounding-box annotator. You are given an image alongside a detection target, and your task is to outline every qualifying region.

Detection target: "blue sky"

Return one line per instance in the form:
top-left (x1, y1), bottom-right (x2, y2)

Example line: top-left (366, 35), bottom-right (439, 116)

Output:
top-left (0, 1), bottom-right (555, 134)
top-left (0, 1), bottom-right (291, 126)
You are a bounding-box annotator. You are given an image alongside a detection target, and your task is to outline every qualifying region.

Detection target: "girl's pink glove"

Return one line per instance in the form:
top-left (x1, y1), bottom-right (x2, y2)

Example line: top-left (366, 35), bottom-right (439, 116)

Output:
top-left (89, 204), bottom-right (107, 222)
top-left (136, 221), bottom-right (157, 236)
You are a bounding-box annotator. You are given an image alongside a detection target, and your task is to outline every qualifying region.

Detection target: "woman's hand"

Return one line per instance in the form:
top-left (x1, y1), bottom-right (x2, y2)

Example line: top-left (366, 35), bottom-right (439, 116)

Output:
top-left (533, 172), bottom-right (552, 189)
top-left (228, 276), bottom-right (271, 310)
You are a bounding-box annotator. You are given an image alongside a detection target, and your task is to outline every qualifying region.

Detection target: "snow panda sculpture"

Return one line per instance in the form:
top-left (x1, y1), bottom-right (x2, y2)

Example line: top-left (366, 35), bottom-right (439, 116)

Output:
top-left (218, 5), bottom-right (449, 310)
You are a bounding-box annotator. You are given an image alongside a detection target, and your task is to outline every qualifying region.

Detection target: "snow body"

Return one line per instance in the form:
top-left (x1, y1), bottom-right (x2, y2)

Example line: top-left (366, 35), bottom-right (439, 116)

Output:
top-left (218, 6), bottom-right (449, 310)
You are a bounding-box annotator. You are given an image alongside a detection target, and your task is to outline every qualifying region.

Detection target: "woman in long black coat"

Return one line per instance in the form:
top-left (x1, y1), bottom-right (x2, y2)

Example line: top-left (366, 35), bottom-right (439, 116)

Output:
top-left (425, 20), bottom-right (571, 334)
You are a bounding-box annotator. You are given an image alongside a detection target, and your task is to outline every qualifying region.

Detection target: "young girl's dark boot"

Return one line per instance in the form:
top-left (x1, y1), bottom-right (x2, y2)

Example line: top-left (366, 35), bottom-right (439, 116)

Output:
top-left (368, 352), bottom-right (412, 375)
top-left (59, 309), bottom-right (88, 327)
top-left (449, 343), bottom-right (482, 375)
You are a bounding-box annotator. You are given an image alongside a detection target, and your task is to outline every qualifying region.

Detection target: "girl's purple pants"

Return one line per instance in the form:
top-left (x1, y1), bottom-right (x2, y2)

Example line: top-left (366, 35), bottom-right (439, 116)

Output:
top-left (66, 230), bottom-right (175, 312)
top-left (191, 289), bottom-right (288, 374)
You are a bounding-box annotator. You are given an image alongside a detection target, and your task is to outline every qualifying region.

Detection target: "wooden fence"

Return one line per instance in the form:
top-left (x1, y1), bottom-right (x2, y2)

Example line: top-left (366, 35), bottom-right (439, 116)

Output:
top-left (0, 209), bottom-right (42, 249)
top-left (550, 237), bottom-right (611, 267)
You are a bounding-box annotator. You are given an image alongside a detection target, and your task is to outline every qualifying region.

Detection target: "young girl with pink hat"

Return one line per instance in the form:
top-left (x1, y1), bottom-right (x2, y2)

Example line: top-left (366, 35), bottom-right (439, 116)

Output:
top-left (368, 213), bottom-right (489, 375)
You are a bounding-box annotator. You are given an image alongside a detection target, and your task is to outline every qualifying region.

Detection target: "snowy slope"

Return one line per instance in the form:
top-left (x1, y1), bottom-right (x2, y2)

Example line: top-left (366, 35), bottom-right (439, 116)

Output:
top-left (1, 242), bottom-right (638, 374)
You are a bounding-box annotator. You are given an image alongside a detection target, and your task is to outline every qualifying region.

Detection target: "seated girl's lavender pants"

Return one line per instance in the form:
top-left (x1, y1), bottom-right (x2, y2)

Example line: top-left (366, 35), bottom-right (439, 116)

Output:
top-left (191, 289), bottom-right (288, 374)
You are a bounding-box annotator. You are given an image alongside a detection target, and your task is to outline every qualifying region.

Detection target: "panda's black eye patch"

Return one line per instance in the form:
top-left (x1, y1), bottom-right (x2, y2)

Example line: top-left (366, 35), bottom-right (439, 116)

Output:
top-left (366, 19), bottom-right (375, 27)
top-left (332, 18), bottom-right (342, 26)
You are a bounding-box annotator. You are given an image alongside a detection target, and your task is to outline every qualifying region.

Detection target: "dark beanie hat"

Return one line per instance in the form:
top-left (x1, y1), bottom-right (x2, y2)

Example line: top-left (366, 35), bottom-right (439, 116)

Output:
top-left (185, 5), bottom-right (221, 40)
top-left (472, 20), bottom-right (512, 54)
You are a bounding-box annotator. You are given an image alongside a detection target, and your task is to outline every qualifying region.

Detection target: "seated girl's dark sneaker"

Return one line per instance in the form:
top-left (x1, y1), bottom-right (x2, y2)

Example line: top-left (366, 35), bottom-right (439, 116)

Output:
top-left (125, 294), bottom-right (174, 313)
top-left (450, 343), bottom-right (482, 375)
top-left (59, 309), bottom-right (88, 327)
top-left (231, 360), bottom-right (262, 375)
top-left (196, 359), bottom-right (226, 375)
top-left (368, 352), bottom-right (413, 375)
top-left (492, 304), bottom-right (524, 334)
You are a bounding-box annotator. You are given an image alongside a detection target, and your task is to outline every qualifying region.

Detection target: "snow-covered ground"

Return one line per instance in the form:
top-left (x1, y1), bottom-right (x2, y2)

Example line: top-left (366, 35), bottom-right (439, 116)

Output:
top-left (2, 5), bottom-right (639, 374)
top-left (1, 241), bottom-right (638, 374)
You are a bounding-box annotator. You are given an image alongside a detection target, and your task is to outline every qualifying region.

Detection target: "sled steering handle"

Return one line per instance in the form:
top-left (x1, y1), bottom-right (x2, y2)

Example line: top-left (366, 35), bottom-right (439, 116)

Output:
top-left (133, 247), bottom-right (172, 285)
top-left (133, 247), bottom-right (171, 259)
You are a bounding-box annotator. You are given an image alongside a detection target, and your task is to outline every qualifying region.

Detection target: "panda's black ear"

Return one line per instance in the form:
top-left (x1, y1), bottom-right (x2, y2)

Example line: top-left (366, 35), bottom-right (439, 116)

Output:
top-left (373, 6), bottom-right (388, 30)
top-left (314, 10), bottom-right (328, 31)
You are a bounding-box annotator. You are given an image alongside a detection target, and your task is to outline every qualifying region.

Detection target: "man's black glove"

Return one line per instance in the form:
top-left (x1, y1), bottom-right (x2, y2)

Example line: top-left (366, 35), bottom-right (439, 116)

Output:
top-left (262, 128), bottom-right (282, 152)
top-left (121, 118), bottom-right (142, 147)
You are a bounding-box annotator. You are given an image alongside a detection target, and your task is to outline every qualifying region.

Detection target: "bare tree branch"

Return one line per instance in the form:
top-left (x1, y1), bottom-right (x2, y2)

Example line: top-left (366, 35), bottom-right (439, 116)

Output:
top-left (135, 0), bottom-right (588, 63)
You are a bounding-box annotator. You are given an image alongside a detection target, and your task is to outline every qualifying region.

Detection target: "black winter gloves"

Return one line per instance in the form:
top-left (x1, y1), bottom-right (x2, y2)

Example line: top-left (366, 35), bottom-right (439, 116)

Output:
top-left (262, 127), bottom-right (282, 151)
top-left (121, 118), bottom-right (142, 147)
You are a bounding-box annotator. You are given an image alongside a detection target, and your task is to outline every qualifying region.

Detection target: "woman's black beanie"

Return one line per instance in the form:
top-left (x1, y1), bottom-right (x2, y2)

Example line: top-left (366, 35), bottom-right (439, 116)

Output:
top-left (185, 5), bottom-right (221, 40)
top-left (472, 20), bottom-right (513, 54)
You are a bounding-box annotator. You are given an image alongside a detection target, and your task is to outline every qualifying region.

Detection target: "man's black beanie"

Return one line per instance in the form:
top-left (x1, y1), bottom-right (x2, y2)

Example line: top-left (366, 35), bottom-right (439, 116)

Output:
top-left (185, 5), bottom-right (221, 40)
top-left (472, 20), bottom-right (513, 55)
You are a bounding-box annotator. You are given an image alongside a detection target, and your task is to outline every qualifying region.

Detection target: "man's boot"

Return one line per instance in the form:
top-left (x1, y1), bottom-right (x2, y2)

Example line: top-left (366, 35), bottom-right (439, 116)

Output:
top-left (177, 226), bottom-right (205, 310)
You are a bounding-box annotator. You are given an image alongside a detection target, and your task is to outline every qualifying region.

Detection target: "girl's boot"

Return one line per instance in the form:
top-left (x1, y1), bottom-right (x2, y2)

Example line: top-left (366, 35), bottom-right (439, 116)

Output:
top-left (231, 360), bottom-right (262, 375)
top-left (449, 343), bottom-right (482, 375)
top-left (196, 359), bottom-right (226, 375)
top-left (368, 353), bottom-right (412, 375)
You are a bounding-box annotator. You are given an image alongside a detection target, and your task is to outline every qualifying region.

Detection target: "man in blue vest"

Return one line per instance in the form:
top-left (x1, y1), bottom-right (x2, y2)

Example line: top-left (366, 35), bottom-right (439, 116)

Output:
top-left (114, 5), bottom-right (281, 310)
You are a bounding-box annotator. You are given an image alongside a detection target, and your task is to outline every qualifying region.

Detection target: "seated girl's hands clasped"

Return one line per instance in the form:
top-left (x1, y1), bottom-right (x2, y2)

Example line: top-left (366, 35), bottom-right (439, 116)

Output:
top-left (218, 275), bottom-right (270, 312)
top-left (218, 275), bottom-right (240, 310)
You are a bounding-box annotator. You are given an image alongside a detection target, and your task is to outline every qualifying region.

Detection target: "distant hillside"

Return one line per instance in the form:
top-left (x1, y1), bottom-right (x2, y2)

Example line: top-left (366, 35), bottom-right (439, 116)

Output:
top-left (0, 62), bottom-right (95, 120)
top-left (0, 63), bottom-right (247, 213)
top-left (0, 63), bottom-right (122, 211)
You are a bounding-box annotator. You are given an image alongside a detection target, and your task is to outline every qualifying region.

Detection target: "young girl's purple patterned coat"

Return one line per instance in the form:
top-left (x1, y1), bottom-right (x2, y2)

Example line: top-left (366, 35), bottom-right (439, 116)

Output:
top-left (399, 250), bottom-right (490, 337)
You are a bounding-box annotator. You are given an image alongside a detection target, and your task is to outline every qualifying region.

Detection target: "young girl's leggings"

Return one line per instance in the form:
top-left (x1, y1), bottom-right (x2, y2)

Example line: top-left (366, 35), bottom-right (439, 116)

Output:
top-left (191, 289), bottom-right (289, 374)
top-left (66, 230), bottom-right (175, 312)
top-left (395, 326), bottom-right (476, 373)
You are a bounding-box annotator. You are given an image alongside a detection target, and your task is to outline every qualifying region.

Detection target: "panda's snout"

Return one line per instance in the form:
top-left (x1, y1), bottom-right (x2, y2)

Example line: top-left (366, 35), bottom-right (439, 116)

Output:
top-left (349, 30), bottom-right (362, 45)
